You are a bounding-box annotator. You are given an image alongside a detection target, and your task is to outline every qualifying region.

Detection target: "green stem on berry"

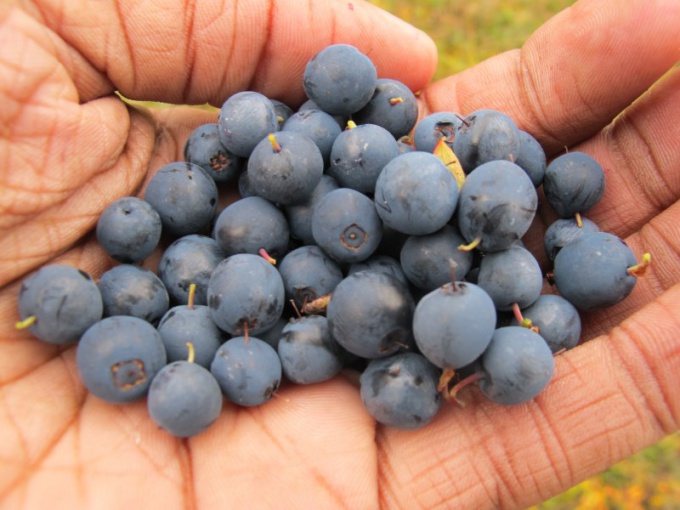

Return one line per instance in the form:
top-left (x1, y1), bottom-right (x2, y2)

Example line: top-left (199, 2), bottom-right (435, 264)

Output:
top-left (345, 120), bottom-right (357, 130)
top-left (187, 283), bottom-right (197, 310)
top-left (458, 237), bottom-right (481, 252)
top-left (627, 252), bottom-right (652, 278)
top-left (15, 315), bottom-right (37, 330)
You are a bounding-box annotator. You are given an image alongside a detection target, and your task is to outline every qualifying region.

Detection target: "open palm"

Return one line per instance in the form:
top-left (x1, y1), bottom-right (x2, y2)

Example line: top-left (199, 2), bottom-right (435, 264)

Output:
top-left (1, 1), bottom-right (679, 508)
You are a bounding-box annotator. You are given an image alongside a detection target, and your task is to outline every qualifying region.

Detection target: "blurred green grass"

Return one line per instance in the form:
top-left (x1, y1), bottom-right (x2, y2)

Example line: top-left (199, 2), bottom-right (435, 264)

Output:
top-left (369, 0), bottom-right (680, 508)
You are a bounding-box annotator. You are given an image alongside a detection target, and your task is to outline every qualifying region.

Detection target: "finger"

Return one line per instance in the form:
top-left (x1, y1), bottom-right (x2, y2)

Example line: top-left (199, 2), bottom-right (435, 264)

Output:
top-left (33, 0), bottom-right (437, 107)
top-left (421, 0), bottom-right (680, 154)
top-left (377, 284), bottom-right (680, 509)
top-left (0, 9), bottom-right (159, 285)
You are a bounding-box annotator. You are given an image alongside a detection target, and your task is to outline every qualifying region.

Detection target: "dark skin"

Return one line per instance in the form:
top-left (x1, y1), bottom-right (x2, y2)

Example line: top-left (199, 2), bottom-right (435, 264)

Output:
top-left (1, 0), bottom-right (679, 508)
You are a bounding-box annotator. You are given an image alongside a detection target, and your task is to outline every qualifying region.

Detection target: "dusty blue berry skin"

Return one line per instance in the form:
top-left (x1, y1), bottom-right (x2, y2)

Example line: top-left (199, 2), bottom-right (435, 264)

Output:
top-left (278, 245), bottom-right (343, 309)
top-left (543, 151), bottom-right (605, 218)
top-left (457, 160), bottom-right (538, 253)
top-left (374, 152), bottom-right (458, 236)
top-left (158, 234), bottom-right (225, 306)
top-left (399, 225), bottom-right (473, 291)
top-left (210, 336), bottom-right (282, 407)
top-left (479, 326), bottom-right (554, 406)
top-left (218, 91), bottom-right (279, 158)
top-left (98, 265), bottom-right (169, 325)
top-left (96, 197), bottom-right (162, 263)
top-left (144, 162), bottom-right (218, 237)
top-left (515, 130), bottom-right (547, 187)
top-left (303, 44), bottom-right (377, 116)
top-left (284, 175), bottom-right (339, 245)
top-left (247, 131), bottom-right (324, 205)
top-left (348, 255), bottom-right (409, 287)
top-left (327, 271), bottom-right (414, 359)
top-left (477, 244), bottom-right (543, 311)
top-left (312, 188), bottom-right (383, 264)
top-left (147, 360), bottom-right (223, 437)
top-left (282, 109), bottom-right (342, 166)
top-left (157, 305), bottom-right (225, 368)
top-left (329, 123), bottom-right (400, 193)
top-left (17, 265), bottom-right (103, 345)
top-left (213, 196), bottom-right (290, 260)
top-left (76, 316), bottom-right (167, 403)
top-left (207, 254), bottom-right (285, 336)
top-left (271, 99), bottom-right (294, 128)
top-left (453, 109), bottom-right (521, 173)
top-left (413, 282), bottom-right (497, 370)
top-left (510, 295), bottom-right (581, 353)
top-left (544, 217), bottom-right (600, 262)
top-left (412, 111), bottom-right (463, 153)
top-left (184, 123), bottom-right (244, 183)
top-left (553, 232), bottom-right (638, 311)
top-left (352, 79), bottom-right (419, 139)
top-left (278, 315), bottom-right (344, 384)
top-left (360, 352), bottom-right (442, 429)
top-left (298, 99), bottom-right (347, 129)
top-left (255, 317), bottom-right (288, 351)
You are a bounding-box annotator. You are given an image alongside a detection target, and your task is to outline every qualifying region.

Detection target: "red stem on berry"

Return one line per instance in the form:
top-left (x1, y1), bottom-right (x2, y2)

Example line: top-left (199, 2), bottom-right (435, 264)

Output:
top-left (259, 248), bottom-right (277, 265)
top-left (511, 302), bottom-right (538, 332)
top-left (448, 371), bottom-right (485, 407)
top-left (290, 299), bottom-right (302, 319)
top-left (243, 321), bottom-right (249, 345)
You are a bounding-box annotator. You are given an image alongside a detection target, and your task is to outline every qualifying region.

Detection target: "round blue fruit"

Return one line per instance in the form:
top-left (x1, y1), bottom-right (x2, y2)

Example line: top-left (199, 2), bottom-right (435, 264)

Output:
top-left (510, 295), bottom-right (582, 353)
top-left (96, 196), bottom-right (162, 263)
top-left (76, 316), bottom-right (167, 403)
top-left (353, 78), bottom-right (419, 139)
top-left (374, 151), bottom-right (458, 236)
top-left (210, 336), bottom-right (282, 407)
top-left (184, 123), bottom-right (244, 183)
top-left (360, 352), bottom-right (442, 429)
top-left (543, 151), bottom-right (605, 218)
top-left (217, 91), bottom-right (279, 158)
top-left (17, 264), bottom-right (103, 345)
top-left (147, 360), bottom-right (223, 437)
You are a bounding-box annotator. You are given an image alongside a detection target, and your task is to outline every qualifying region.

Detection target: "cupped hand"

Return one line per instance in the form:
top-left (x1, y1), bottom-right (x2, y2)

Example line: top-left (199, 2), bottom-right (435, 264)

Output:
top-left (1, 0), bottom-right (678, 508)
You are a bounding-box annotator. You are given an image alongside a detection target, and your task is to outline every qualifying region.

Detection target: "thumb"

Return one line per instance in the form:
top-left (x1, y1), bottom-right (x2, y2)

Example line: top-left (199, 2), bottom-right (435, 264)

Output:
top-left (33, 0), bottom-right (438, 105)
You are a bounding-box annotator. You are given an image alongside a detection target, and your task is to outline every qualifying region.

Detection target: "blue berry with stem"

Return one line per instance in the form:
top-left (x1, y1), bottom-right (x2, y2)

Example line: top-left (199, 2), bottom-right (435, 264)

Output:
top-left (16, 264), bottom-right (103, 345)
top-left (352, 78), bottom-right (419, 139)
top-left (544, 216), bottom-right (600, 262)
top-left (510, 295), bottom-right (582, 353)
top-left (218, 91), bottom-right (279, 158)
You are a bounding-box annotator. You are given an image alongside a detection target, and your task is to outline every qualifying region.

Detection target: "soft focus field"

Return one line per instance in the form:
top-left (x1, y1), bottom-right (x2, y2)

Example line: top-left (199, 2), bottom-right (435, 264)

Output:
top-left (369, 0), bottom-right (680, 508)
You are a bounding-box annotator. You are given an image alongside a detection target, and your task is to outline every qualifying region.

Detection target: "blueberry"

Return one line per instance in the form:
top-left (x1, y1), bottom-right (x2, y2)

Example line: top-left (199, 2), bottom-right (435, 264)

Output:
top-left (247, 131), bottom-right (324, 205)
top-left (278, 245), bottom-right (343, 309)
top-left (303, 44), bottom-right (377, 116)
top-left (544, 216), bottom-right (600, 262)
top-left (210, 336), bottom-right (282, 407)
top-left (212, 196), bottom-right (290, 260)
top-left (510, 295), bottom-right (582, 353)
top-left (374, 151), bottom-right (458, 236)
top-left (347, 254), bottom-right (409, 288)
top-left (184, 123), bottom-right (245, 183)
top-left (453, 109), bottom-right (521, 173)
top-left (76, 316), bottom-right (167, 403)
top-left (282, 108), bottom-right (342, 166)
top-left (479, 326), bottom-right (555, 405)
top-left (96, 196), bottom-right (162, 263)
top-left (552, 231), bottom-right (639, 310)
top-left (283, 175), bottom-right (339, 245)
top-left (327, 271), bottom-right (414, 359)
top-left (457, 159), bottom-right (538, 252)
top-left (278, 315), bottom-right (344, 384)
top-left (515, 130), bottom-right (547, 187)
top-left (352, 78), bottom-right (419, 139)
top-left (298, 98), bottom-right (347, 129)
top-left (543, 151), bottom-right (606, 218)
top-left (329, 123), bottom-right (400, 194)
top-left (207, 254), bottom-right (285, 335)
top-left (477, 243), bottom-right (543, 311)
top-left (254, 317), bottom-right (288, 351)
top-left (360, 352), bottom-right (442, 429)
top-left (217, 91), bottom-right (279, 158)
top-left (144, 162), bottom-right (218, 238)
top-left (157, 234), bottom-right (225, 306)
top-left (399, 224), bottom-right (473, 291)
top-left (157, 305), bottom-right (225, 368)
top-left (98, 264), bottom-right (169, 325)
top-left (311, 188), bottom-right (383, 263)
top-left (147, 360), bottom-right (223, 437)
top-left (412, 111), bottom-right (463, 153)
top-left (16, 264), bottom-right (103, 345)
top-left (270, 99), bottom-right (294, 128)
top-left (413, 282), bottom-right (497, 370)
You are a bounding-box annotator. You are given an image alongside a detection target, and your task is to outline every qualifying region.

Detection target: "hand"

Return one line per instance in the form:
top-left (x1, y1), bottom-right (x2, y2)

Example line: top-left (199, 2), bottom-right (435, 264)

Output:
top-left (0, 0), bottom-right (678, 509)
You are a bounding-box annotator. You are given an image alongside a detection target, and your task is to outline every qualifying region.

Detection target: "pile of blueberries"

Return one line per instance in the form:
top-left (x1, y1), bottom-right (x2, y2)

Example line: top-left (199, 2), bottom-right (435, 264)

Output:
top-left (15, 44), bottom-right (650, 436)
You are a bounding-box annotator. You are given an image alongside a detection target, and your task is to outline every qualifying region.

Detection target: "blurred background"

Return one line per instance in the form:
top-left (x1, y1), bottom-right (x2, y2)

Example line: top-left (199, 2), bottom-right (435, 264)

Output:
top-left (368, 0), bottom-right (680, 509)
